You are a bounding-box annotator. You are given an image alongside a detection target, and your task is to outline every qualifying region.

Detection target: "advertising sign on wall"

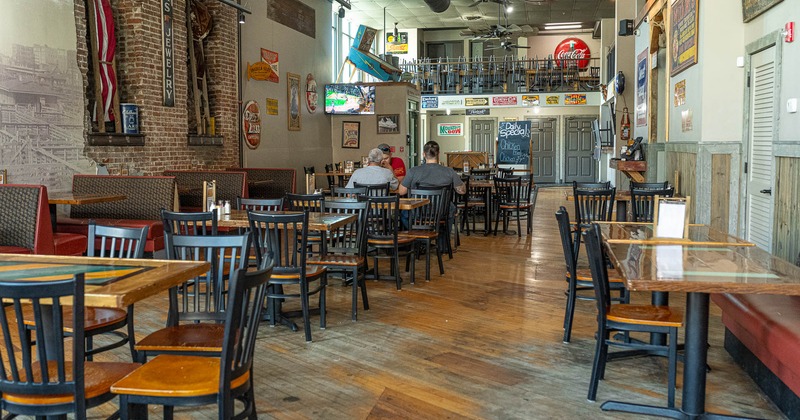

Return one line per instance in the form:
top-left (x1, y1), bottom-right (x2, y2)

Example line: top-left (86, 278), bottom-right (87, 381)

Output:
top-left (497, 121), bottom-right (531, 165)
top-left (635, 49), bottom-right (648, 126)
top-left (438, 123), bottom-right (464, 136)
top-left (243, 100), bottom-right (262, 149)
top-left (421, 96), bottom-right (439, 109)
top-left (670, 0), bottom-right (699, 76)
top-left (554, 37), bottom-right (591, 69)
top-left (465, 97), bottom-right (489, 107)
top-left (492, 96), bottom-right (518, 106)
top-left (386, 32), bottom-right (408, 54)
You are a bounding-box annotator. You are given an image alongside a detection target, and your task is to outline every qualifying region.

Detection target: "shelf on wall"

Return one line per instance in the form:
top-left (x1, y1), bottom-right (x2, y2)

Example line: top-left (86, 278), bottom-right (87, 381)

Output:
top-left (88, 133), bottom-right (145, 146)
top-left (187, 135), bottom-right (224, 146)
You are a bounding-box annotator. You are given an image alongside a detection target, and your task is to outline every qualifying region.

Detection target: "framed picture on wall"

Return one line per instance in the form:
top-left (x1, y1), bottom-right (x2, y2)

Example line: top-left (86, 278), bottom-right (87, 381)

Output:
top-left (342, 121), bottom-right (360, 149)
top-left (287, 72), bottom-right (301, 131)
top-left (377, 114), bottom-right (400, 134)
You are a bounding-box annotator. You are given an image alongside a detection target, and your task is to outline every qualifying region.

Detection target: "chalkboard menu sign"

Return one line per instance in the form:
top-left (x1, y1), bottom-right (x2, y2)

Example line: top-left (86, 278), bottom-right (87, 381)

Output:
top-left (497, 121), bottom-right (531, 165)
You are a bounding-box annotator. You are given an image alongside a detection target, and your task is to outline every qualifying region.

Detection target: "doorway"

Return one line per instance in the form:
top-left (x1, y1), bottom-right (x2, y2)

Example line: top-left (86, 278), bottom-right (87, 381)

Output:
top-left (470, 119), bottom-right (494, 159)
top-left (528, 117), bottom-right (557, 183)
top-left (564, 117), bottom-right (597, 183)
top-left (408, 102), bottom-right (419, 168)
top-left (744, 44), bottom-right (778, 251)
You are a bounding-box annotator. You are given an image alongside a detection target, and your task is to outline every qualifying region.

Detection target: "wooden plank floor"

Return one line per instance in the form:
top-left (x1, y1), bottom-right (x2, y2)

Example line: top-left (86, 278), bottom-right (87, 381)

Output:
top-left (84, 187), bottom-right (784, 419)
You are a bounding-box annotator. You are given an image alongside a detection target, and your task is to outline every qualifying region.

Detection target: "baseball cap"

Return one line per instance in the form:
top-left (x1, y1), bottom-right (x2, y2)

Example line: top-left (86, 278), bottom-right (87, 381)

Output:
top-left (377, 143), bottom-right (391, 153)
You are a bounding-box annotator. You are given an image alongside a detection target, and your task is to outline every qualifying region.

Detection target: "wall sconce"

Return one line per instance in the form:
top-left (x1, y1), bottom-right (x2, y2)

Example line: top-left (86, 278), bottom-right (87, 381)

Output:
top-left (238, 12), bottom-right (245, 24)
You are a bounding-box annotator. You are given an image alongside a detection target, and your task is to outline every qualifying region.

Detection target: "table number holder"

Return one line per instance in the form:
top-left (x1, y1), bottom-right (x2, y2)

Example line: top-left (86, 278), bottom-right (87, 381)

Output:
top-left (653, 195), bottom-right (691, 240)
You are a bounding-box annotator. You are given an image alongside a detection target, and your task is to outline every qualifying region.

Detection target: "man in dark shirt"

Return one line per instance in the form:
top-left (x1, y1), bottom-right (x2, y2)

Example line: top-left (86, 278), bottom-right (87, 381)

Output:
top-left (397, 141), bottom-right (465, 196)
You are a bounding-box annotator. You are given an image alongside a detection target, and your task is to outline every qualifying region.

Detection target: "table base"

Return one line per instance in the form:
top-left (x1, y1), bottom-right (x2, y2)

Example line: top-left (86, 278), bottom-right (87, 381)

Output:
top-left (601, 401), bottom-right (753, 419)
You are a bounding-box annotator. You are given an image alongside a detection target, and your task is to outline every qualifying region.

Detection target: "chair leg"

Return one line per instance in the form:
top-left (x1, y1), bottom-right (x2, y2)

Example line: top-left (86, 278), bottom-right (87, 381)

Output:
top-left (394, 252), bottom-right (402, 290)
top-left (563, 277), bottom-right (577, 343)
top-left (301, 282), bottom-right (312, 342)
top-left (164, 405), bottom-right (174, 420)
top-left (319, 277), bottom-right (327, 330)
top-left (350, 268), bottom-right (358, 321)
top-left (493, 209), bottom-right (501, 236)
top-left (667, 327), bottom-right (678, 408)
top-left (126, 305), bottom-right (137, 361)
top-left (359, 265), bottom-right (369, 310)
top-left (588, 329), bottom-right (609, 402)
top-left (424, 239), bottom-right (431, 281)
top-left (516, 209), bottom-right (522, 237)
top-left (436, 240), bottom-right (445, 275)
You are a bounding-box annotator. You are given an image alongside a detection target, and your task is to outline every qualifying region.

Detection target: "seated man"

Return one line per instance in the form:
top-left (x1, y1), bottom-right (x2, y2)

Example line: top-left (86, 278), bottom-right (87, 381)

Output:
top-left (346, 148), bottom-right (399, 190)
top-left (397, 141), bottom-right (465, 226)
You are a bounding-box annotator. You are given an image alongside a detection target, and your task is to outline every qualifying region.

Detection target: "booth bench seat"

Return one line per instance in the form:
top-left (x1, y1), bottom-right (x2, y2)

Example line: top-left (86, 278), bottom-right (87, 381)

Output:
top-left (712, 293), bottom-right (800, 418)
top-left (56, 175), bottom-right (177, 253)
top-left (229, 167), bottom-right (295, 199)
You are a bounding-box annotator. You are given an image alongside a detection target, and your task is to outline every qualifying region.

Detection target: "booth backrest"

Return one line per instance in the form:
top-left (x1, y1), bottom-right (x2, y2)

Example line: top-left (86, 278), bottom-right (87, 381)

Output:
top-left (70, 175), bottom-right (177, 220)
top-left (164, 170), bottom-right (248, 210)
top-left (0, 184), bottom-right (53, 254)
top-left (228, 168), bottom-right (296, 199)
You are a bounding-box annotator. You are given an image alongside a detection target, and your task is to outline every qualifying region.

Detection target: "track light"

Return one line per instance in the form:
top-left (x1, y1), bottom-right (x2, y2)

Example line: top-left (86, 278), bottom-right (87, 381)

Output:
top-left (238, 13), bottom-right (245, 24)
top-left (338, 6), bottom-right (345, 19)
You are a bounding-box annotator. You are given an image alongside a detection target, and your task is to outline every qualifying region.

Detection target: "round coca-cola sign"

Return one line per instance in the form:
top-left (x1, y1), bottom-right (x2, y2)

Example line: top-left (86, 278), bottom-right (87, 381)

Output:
top-left (554, 37), bottom-right (591, 69)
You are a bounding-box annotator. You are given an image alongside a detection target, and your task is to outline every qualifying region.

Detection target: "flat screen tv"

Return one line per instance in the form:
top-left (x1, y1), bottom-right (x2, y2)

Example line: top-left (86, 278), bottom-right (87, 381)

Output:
top-left (324, 84), bottom-right (375, 114)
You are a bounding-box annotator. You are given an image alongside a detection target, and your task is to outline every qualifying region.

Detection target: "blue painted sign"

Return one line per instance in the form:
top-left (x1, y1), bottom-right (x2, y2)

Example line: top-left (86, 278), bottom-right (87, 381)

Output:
top-left (421, 96), bottom-right (438, 109)
top-left (497, 121), bottom-right (531, 165)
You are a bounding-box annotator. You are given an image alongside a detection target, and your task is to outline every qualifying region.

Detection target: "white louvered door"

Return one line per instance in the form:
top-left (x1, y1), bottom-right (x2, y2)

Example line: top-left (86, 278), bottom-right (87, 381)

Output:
top-left (745, 46), bottom-right (776, 251)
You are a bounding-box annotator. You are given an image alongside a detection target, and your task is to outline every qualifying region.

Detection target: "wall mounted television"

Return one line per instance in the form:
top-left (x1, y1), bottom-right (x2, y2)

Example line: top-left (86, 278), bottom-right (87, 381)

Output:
top-left (324, 84), bottom-right (375, 114)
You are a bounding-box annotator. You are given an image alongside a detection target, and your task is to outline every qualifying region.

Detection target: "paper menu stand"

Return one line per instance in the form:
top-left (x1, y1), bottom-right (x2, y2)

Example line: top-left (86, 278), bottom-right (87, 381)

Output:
top-left (653, 196), bottom-right (691, 240)
top-left (202, 180), bottom-right (216, 212)
top-left (305, 173), bottom-right (316, 194)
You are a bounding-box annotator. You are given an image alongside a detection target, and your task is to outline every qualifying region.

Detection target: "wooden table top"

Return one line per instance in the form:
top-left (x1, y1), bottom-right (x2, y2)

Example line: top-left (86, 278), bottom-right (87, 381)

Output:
top-left (603, 226), bottom-right (800, 295)
top-left (48, 192), bottom-right (127, 205)
top-left (327, 196), bottom-right (430, 210)
top-left (0, 254), bottom-right (209, 308)
top-left (315, 172), bottom-right (352, 177)
top-left (214, 210), bottom-right (356, 231)
top-left (597, 222), bottom-right (754, 247)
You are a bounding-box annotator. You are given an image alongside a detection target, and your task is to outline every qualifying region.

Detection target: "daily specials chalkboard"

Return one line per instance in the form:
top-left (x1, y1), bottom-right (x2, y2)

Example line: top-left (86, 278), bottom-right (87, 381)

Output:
top-left (497, 121), bottom-right (531, 165)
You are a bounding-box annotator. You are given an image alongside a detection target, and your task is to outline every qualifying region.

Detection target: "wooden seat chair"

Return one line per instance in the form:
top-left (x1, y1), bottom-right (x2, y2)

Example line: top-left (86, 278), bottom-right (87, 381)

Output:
top-left (496, 167), bottom-right (514, 178)
top-left (331, 186), bottom-right (367, 197)
top-left (324, 163), bottom-right (338, 190)
top-left (353, 182), bottom-right (391, 197)
top-left (236, 196), bottom-right (283, 211)
top-left (161, 208), bottom-right (218, 236)
top-left (111, 266), bottom-right (272, 420)
top-left (406, 188), bottom-right (446, 280)
top-left (460, 176), bottom-right (489, 236)
top-left (493, 176), bottom-right (535, 237)
top-left (469, 168), bottom-right (492, 180)
top-left (309, 200), bottom-right (370, 320)
top-left (630, 187), bottom-right (675, 222)
top-left (249, 211), bottom-right (327, 342)
top-left (361, 195), bottom-right (416, 290)
top-left (0, 274), bottom-right (139, 419)
top-left (285, 193), bottom-right (325, 255)
top-left (583, 223), bottom-right (683, 407)
top-left (555, 206), bottom-right (627, 343)
top-left (417, 183), bottom-right (457, 259)
top-left (572, 183), bottom-right (616, 233)
top-left (134, 233), bottom-right (251, 362)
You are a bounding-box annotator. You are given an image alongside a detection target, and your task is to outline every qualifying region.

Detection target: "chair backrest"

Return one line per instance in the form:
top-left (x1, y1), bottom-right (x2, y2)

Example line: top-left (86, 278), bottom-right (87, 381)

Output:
top-left (573, 181), bottom-right (611, 191)
top-left (285, 193), bottom-right (325, 212)
top-left (408, 188), bottom-right (446, 232)
top-left (555, 206), bottom-right (579, 280)
top-left (219, 266), bottom-right (272, 408)
top-left (573, 186), bottom-right (616, 227)
top-left (631, 181), bottom-right (669, 190)
top-left (87, 220), bottom-right (148, 259)
top-left (237, 197), bottom-right (283, 212)
top-left (331, 186), bottom-right (367, 198)
top-left (161, 209), bottom-right (218, 236)
top-left (470, 168), bottom-right (492, 180)
top-left (496, 167), bottom-right (513, 178)
top-left (0, 275), bottom-right (87, 417)
top-left (630, 187), bottom-right (675, 222)
top-left (493, 176), bottom-right (522, 206)
top-left (324, 163), bottom-right (336, 189)
top-left (322, 200), bottom-right (369, 256)
top-left (164, 233), bottom-right (251, 324)
top-left (417, 183), bottom-right (454, 223)
top-left (353, 182), bottom-right (390, 197)
top-left (0, 184), bottom-right (54, 254)
top-left (303, 166), bottom-right (315, 175)
top-left (583, 224), bottom-right (611, 320)
top-left (248, 211), bottom-right (308, 276)
top-left (361, 195), bottom-right (402, 244)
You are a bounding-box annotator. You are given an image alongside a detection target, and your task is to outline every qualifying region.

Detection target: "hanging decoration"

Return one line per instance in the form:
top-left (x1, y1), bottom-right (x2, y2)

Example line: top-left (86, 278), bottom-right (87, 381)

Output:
top-left (242, 100), bottom-right (261, 149)
top-left (305, 73), bottom-right (317, 113)
top-left (91, 0), bottom-right (118, 125)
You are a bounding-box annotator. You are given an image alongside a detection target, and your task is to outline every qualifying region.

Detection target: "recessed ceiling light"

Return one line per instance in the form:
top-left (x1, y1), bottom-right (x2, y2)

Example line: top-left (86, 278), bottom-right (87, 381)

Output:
top-left (545, 22), bottom-right (581, 27)
top-left (544, 24), bottom-right (582, 30)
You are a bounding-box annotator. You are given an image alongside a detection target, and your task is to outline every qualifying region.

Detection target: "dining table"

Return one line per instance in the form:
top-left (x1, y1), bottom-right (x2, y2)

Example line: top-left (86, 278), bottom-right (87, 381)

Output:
top-left (48, 192), bottom-right (127, 232)
top-left (0, 253), bottom-right (209, 359)
top-left (598, 222), bottom-right (800, 418)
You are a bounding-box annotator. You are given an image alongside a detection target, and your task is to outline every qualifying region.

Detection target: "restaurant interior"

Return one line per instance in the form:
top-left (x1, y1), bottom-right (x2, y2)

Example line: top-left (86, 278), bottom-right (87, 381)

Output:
top-left (1, 0), bottom-right (800, 418)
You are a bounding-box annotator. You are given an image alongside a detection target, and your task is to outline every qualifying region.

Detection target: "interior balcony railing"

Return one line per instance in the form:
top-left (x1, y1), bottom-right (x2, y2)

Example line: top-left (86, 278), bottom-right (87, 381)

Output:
top-left (399, 56), bottom-right (601, 95)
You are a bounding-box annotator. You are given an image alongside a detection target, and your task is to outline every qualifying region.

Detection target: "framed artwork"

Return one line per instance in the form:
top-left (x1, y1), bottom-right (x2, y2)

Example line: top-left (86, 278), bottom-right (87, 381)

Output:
top-left (377, 114), bottom-right (400, 134)
top-left (342, 121), bottom-right (360, 149)
top-left (0, 169), bottom-right (6, 184)
top-left (670, 0), bottom-right (699, 76)
top-left (287, 72), bottom-right (301, 131)
top-left (742, 0), bottom-right (783, 22)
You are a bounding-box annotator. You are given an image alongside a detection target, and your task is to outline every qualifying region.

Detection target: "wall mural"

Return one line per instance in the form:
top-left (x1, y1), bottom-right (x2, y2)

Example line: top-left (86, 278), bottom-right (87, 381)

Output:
top-left (0, 0), bottom-right (93, 191)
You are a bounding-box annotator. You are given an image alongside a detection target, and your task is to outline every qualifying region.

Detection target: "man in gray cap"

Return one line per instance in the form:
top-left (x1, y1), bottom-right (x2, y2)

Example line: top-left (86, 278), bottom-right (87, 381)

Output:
top-left (377, 143), bottom-right (406, 184)
top-left (346, 148), bottom-right (399, 190)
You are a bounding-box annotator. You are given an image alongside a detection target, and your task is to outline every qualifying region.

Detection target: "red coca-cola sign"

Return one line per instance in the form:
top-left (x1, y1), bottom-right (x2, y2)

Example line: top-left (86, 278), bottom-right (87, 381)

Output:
top-left (554, 37), bottom-right (591, 69)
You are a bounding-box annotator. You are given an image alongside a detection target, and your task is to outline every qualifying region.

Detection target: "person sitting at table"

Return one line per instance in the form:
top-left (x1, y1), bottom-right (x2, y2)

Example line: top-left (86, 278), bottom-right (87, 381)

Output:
top-left (377, 143), bottom-right (406, 185)
top-left (346, 148), bottom-right (399, 190)
top-left (397, 141), bottom-right (465, 227)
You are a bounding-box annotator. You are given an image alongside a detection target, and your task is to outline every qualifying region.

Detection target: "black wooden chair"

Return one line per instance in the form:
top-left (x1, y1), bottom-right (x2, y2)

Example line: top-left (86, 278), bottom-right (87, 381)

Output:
top-left (496, 167), bottom-right (513, 178)
top-left (630, 181), bottom-right (669, 190)
top-left (461, 176), bottom-right (489, 236)
top-left (161, 209), bottom-right (218, 236)
top-left (309, 200), bottom-right (370, 320)
top-left (406, 188), bottom-right (446, 280)
top-left (285, 193), bottom-right (325, 255)
top-left (494, 176), bottom-right (535, 237)
top-left (362, 195), bottom-right (416, 290)
top-left (331, 186), bottom-right (367, 197)
top-left (630, 187), bottom-right (675, 222)
top-left (572, 183), bottom-right (616, 233)
top-left (469, 168), bottom-right (492, 180)
top-left (237, 196), bottom-right (283, 211)
top-left (353, 182), bottom-right (391, 197)
top-left (134, 233), bottom-right (251, 362)
top-left (111, 266), bottom-right (272, 420)
top-left (555, 206), bottom-right (627, 343)
top-left (324, 163), bottom-right (338, 190)
top-left (249, 211), bottom-right (327, 342)
top-left (0, 274), bottom-right (139, 418)
top-left (583, 224), bottom-right (683, 407)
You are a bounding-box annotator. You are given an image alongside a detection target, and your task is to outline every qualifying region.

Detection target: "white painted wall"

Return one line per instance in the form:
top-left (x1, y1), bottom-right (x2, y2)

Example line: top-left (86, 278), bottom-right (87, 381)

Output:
top-left (525, 33), bottom-right (601, 61)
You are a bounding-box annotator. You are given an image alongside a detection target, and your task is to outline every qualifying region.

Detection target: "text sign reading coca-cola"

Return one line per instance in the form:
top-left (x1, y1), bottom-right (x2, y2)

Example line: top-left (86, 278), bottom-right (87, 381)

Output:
top-left (554, 37), bottom-right (591, 69)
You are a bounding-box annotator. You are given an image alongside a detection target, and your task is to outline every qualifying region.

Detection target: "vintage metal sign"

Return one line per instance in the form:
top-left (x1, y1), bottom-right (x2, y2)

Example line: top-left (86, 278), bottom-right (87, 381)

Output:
top-left (161, 0), bottom-right (174, 106)
top-left (421, 96), bottom-right (439, 109)
top-left (492, 96), bottom-right (518, 106)
top-left (437, 123), bottom-right (463, 136)
top-left (466, 108), bottom-right (490, 116)
top-left (306, 73), bottom-right (317, 113)
top-left (564, 94), bottom-right (587, 105)
top-left (465, 97), bottom-right (489, 107)
top-left (554, 37), bottom-right (591, 69)
top-left (522, 95), bottom-right (539, 106)
top-left (260, 49), bottom-right (279, 83)
top-left (242, 100), bottom-right (261, 149)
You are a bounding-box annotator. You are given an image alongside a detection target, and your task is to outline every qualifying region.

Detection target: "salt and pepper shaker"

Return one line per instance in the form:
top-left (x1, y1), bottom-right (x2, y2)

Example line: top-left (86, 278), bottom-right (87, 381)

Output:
top-left (223, 200), bottom-right (231, 215)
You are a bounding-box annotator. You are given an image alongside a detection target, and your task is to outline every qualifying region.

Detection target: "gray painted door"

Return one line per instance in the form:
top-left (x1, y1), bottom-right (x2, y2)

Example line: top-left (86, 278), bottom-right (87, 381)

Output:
top-left (564, 117), bottom-right (596, 183)
top-left (528, 117), bottom-right (557, 183)
top-left (745, 45), bottom-right (776, 252)
top-left (470, 119), bottom-right (494, 157)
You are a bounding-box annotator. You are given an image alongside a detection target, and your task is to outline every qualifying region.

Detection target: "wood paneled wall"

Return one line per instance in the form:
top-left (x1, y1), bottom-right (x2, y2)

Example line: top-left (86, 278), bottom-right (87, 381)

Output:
top-left (667, 151), bottom-right (697, 223)
top-left (710, 154), bottom-right (731, 233)
top-left (774, 157), bottom-right (800, 263)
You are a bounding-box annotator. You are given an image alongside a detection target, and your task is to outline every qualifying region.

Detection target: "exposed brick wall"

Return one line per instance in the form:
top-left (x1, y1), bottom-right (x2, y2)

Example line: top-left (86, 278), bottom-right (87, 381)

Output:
top-left (76, 0), bottom-right (240, 175)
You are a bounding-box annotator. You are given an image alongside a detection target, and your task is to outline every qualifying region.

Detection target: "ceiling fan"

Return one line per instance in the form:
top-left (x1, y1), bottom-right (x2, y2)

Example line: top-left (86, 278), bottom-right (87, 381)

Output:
top-left (485, 36), bottom-right (530, 51)
top-left (461, 0), bottom-right (520, 39)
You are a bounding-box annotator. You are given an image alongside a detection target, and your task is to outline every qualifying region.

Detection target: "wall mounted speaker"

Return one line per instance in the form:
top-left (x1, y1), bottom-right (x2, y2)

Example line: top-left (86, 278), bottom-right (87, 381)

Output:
top-left (619, 19), bottom-right (633, 36)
